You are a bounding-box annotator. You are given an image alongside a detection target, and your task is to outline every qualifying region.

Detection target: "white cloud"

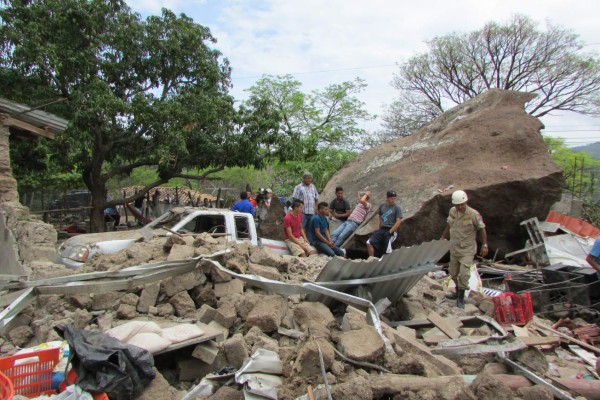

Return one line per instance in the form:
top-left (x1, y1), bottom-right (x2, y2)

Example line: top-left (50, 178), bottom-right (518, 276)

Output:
top-left (127, 0), bottom-right (600, 142)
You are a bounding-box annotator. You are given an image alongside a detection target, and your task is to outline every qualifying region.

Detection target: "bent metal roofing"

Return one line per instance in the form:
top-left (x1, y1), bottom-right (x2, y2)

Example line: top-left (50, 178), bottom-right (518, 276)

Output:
top-left (308, 239), bottom-right (451, 305)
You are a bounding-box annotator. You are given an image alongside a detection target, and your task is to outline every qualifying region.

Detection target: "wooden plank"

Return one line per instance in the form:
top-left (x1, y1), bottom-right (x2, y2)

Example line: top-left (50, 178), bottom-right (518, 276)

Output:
top-left (2, 116), bottom-right (54, 139)
top-left (533, 321), bottom-right (600, 355)
top-left (427, 311), bottom-right (462, 339)
top-left (512, 325), bottom-right (530, 337)
top-left (519, 336), bottom-right (560, 346)
top-left (422, 327), bottom-right (450, 344)
top-left (568, 345), bottom-right (598, 368)
top-left (393, 316), bottom-right (467, 329)
top-left (553, 378), bottom-right (600, 400)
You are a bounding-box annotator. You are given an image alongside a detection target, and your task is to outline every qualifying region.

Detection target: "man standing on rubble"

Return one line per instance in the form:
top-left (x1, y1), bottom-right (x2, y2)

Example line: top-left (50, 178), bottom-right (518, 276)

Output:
top-left (366, 190), bottom-right (402, 258)
top-left (440, 190), bottom-right (488, 308)
top-left (293, 172), bottom-right (319, 231)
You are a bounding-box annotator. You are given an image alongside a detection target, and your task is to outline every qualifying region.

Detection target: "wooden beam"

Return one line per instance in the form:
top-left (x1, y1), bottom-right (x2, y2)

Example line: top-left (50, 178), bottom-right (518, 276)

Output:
top-left (427, 311), bottom-right (462, 339)
top-left (1, 115), bottom-right (55, 139)
top-left (534, 321), bottom-right (600, 355)
top-left (518, 336), bottom-right (560, 346)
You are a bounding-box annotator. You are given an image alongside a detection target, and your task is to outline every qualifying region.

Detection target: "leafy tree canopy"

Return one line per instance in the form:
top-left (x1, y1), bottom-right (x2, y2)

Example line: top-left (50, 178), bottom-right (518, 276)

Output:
top-left (0, 0), bottom-right (281, 230)
top-left (382, 14), bottom-right (600, 140)
top-left (245, 75), bottom-right (374, 158)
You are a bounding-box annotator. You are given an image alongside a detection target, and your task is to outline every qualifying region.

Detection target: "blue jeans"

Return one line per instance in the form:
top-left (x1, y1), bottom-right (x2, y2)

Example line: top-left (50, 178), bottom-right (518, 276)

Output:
top-left (302, 213), bottom-right (313, 231)
top-left (313, 240), bottom-right (345, 257)
top-left (331, 220), bottom-right (359, 247)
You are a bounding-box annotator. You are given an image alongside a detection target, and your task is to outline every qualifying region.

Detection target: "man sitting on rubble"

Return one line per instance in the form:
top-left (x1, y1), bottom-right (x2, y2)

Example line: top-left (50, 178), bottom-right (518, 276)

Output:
top-left (308, 202), bottom-right (345, 257)
top-left (367, 190), bottom-right (402, 258)
top-left (329, 186), bottom-right (351, 222)
top-left (230, 191), bottom-right (255, 217)
top-left (283, 199), bottom-right (316, 257)
top-left (440, 190), bottom-right (488, 309)
top-left (331, 190), bottom-right (372, 247)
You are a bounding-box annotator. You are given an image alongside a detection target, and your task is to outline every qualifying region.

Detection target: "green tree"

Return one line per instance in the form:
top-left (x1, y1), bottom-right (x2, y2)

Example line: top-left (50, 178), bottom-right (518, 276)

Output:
top-left (544, 136), bottom-right (600, 198)
top-left (383, 14), bottom-right (600, 141)
top-left (0, 0), bottom-right (281, 231)
top-left (246, 75), bottom-right (374, 157)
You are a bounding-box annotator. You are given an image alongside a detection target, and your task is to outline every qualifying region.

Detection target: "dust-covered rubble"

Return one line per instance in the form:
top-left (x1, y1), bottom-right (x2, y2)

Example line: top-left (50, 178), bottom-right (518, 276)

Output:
top-left (1, 232), bottom-right (597, 400)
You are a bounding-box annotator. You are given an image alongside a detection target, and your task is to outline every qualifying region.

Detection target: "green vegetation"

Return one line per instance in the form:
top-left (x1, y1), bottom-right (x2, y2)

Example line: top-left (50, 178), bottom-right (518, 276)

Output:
top-left (544, 137), bottom-right (600, 198)
top-left (1, 2), bottom-right (369, 228)
top-left (1, 0), bottom-right (281, 230)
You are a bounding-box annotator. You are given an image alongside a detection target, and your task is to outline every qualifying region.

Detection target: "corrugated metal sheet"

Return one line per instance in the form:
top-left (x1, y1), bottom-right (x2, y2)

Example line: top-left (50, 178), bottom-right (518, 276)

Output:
top-left (0, 97), bottom-right (68, 134)
top-left (308, 239), bottom-right (450, 305)
top-left (546, 210), bottom-right (600, 239)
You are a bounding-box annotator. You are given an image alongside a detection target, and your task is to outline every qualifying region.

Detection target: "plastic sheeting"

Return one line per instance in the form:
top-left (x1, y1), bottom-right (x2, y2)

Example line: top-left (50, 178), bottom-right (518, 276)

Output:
top-left (545, 234), bottom-right (595, 268)
top-left (56, 324), bottom-right (155, 400)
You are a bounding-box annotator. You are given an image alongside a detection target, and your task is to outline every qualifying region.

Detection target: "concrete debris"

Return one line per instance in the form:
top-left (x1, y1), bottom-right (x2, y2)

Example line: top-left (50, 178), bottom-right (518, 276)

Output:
top-left (2, 208), bottom-right (600, 400)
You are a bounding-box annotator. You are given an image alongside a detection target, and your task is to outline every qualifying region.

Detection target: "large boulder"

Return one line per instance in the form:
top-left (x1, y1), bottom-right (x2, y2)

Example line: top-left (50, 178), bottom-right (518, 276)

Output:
top-left (321, 90), bottom-right (563, 255)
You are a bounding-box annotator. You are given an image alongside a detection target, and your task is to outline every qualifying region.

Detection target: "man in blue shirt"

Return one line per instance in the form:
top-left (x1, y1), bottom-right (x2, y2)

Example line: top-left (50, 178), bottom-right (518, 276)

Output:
top-left (587, 238), bottom-right (600, 327)
top-left (308, 202), bottom-right (345, 257)
top-left (230, 192), bottom-right (255, 217)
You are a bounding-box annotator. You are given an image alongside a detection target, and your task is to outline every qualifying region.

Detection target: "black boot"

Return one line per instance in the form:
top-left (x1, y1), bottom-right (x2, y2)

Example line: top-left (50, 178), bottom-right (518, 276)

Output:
top-left (446, 290), bottom-right (458, 300)
top-left (457, 289), bottom-right (465, 309)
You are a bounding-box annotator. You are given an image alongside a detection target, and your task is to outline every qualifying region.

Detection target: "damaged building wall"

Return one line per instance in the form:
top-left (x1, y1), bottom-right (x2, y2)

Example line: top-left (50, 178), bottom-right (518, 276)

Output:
top-left (0, 121), bottom-right (59, 271)
top-left (320, 89), bottom-right (564, 255)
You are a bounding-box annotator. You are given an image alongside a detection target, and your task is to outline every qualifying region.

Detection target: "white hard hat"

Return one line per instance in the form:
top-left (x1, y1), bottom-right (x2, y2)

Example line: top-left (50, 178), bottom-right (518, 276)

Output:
top-left (451, 190), bottom-right (468, 205)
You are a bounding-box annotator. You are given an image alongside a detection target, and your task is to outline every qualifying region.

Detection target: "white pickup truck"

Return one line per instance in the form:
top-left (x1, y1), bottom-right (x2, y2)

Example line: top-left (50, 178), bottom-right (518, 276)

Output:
top-left (57, 207), bottom-right (290, 268)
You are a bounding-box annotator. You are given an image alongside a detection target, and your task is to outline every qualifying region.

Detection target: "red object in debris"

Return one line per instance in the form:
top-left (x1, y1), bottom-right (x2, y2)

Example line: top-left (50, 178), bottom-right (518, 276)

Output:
top-left (0, 347), bottom-right (59, 398)
top-left (492, 292), bottom-right (534, 326)
top-left (64, 225), bottom-right (86, 234)
top-left (546, 210), bottom-right (600, 238)
top-left (572, 324), bottom-right (600, 345)
top-left (59, 369), bottom-right (109, 400)
top-left (0, 370), bottom-right (14, 400)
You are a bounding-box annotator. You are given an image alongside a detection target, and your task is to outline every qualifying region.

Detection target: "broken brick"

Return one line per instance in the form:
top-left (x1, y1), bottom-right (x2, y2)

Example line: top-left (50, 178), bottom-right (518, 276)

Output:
top-left (246, 295), bottom-right (287, 333)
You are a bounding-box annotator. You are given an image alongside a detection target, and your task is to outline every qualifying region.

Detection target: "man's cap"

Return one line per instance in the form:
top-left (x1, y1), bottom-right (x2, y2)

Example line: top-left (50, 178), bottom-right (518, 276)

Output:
top-left (266, 188), bottom-right (273, 193)
top-left (303, 172), bottom-right (313, 178)
top-left (387, 190), bottom-right (397, 198)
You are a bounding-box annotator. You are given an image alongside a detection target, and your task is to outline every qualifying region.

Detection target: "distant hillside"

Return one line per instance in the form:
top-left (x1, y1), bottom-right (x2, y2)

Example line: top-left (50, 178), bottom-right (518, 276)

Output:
top-left (572, 142), bottom-right (600, 159)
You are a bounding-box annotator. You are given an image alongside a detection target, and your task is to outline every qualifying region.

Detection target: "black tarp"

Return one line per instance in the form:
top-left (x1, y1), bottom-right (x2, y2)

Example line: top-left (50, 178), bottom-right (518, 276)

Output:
top-left (56, 324), bottom-right (155, 400)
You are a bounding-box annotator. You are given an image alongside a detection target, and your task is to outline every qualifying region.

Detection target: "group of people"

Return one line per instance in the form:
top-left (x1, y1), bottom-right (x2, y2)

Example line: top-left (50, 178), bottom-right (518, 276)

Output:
top-left (230, 172), bottom-right (491, 310)
top-left (286, 172), bottom-right (490, 310)
top-left (285, 172), bottom-right (405, 259)
top-left (230, 188), bottom-right (274, 227)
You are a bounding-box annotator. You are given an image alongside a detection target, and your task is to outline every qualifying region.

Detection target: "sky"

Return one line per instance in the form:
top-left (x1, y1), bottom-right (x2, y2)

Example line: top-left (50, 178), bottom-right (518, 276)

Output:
top-left (128, 0), bottom-right (600, 147)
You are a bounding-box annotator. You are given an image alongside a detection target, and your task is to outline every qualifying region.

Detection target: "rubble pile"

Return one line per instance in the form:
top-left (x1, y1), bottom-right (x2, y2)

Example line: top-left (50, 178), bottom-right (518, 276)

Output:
top-left (3, 231), bottom-right (598, 400)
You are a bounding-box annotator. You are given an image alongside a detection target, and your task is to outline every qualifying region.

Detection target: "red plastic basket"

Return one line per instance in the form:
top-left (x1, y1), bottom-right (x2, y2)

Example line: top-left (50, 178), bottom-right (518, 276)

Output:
top-left (0, 347), bottom-right (60, 398)
top-left (492, 292), bottom-right (534, 326)
top-left (0, 370), bottom-right (14, 400)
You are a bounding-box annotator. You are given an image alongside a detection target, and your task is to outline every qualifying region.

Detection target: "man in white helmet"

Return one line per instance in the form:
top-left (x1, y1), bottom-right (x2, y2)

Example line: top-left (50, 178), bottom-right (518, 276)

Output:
top-left (440, 190), bottom-right (488, 308)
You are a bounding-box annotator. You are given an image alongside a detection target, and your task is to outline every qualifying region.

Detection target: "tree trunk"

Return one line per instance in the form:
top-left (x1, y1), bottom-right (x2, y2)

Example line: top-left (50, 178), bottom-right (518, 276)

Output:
top-left (85, 161), bottom-right (107, 233)
top-left (89, 189), bottom-right (106, 233)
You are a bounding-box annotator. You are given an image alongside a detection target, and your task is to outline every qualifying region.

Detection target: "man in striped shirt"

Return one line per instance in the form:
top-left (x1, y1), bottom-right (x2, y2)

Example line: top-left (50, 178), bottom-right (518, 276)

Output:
top-left (331, 191), bottom-right (372, 247)
top-left (292, 172), bottom-right (319, 230)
